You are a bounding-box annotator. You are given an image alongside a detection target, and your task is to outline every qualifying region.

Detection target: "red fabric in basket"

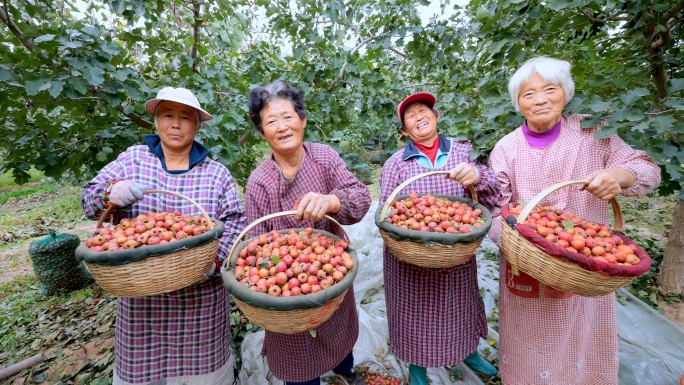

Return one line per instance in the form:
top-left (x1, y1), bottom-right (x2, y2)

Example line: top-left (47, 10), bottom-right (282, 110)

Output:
top-left (501, 204), bottom-right (651, 278)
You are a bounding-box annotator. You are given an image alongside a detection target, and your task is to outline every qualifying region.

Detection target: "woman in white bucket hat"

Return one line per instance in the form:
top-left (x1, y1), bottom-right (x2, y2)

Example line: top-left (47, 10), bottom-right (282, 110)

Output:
top-left (81, 87), bottom-right (246, 385)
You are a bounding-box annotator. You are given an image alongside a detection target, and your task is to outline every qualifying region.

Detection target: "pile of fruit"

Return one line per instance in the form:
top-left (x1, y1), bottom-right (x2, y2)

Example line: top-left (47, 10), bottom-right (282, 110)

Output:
top-left (510, 203), bottom-right (641, 266)
top-left (359, 369), bottom-right (402, 385)
top-left (233, 228), bottom-right (354, 297)
top-left (85, 212), bottom-right (213, 252)
top-left (385, 193), bottom-right (485, 234)
top-left (325, 369), bottom-right (402, 385)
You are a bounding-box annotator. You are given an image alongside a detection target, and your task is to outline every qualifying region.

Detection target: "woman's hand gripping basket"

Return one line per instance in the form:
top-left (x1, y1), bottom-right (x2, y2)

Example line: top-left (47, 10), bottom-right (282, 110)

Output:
top-left (221, 211), bottom-right (359, 334)
top-left (500, 180), bottom-right (652, 297)
top-left (76, 189), bottom-right (225, 298)
top-left (375, 170), bottom-right (493, 268)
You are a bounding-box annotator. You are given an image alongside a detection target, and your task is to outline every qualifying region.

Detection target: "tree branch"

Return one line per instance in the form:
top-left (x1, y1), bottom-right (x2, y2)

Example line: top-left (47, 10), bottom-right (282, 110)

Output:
top-left (650, 26), bottom-right (672, 50)
top-left (0, 6), bottom-right (52, 63)
top-left (575, 7), bottom-right (629, 24)
top-left (0, 4), bottom-right (153, 128)
top-left (115, 105), bottom-right (153, 129)
top-left (401, 81), bottom-right (444, 90)
top-left (670, 15), bottom-right (684, 28)
top-left (325, 35), bottom-right (383, 92)
top-left (239, 130), bottom-right (252, 144)
top-left (390, 47), bottom-right (407, 58)
top-left (648, 52), bottom-right (669, 99)
top-left (664, 0), bottom-right (684, 23)
top-left (645, 109), bottom-right (677, 115)
top-left (191, 1), bottom-right (200, 73)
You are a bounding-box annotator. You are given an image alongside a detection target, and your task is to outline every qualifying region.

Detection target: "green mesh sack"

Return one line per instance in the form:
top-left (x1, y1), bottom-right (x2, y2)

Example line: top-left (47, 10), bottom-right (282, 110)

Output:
top-left (28, 231), bottom-right (93, 295)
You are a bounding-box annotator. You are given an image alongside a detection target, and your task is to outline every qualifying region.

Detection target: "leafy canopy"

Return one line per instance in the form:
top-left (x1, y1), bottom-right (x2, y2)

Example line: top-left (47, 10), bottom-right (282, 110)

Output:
top-left (0, 0), bottom-right (681, 194)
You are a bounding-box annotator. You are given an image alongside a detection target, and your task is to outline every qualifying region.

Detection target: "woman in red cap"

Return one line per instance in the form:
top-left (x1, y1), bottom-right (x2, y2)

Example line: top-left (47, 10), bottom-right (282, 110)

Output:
top-left (379, 92), bottom-right (500, 384)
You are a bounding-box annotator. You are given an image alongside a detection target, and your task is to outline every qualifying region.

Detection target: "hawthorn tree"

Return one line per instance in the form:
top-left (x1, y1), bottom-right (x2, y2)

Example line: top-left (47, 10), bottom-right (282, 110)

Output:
top-left (0, 0), bottom-right (430, 187)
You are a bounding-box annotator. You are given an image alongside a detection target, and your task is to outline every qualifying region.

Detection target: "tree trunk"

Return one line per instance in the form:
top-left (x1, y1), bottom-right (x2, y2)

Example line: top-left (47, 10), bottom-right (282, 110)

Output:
top-left (658, 194), bottom-right (684, 294)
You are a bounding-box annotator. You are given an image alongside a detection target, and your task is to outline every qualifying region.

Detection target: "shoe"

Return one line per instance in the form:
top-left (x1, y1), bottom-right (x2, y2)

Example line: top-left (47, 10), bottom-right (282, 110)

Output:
top-left (408, 364), bottom-right (427, 385)
top-left (341, 371), bottom-right (367, 385)
top-left (463, 351), bottom-right (498, 376)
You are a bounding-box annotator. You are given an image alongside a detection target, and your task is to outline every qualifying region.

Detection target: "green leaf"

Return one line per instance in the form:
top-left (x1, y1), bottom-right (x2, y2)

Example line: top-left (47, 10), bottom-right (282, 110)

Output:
top-left (69, 78), bottom-right (88, 95)
top-left (24, 78), bottom-right (52, 95)
top-left (650, 116), bottom-right (675, 133)
top-left (99, 41), bottom-right (121, 55)
top-left (587, 96), bottom-right (609, 113)
top-left (81, 26), bottom-right (100, 36)
top-left (594, 125), bottom-right (617, 139)
top-left (666, 79), bottom-right (684, 94)
top-left (82, 65), bottom-right (105, 86)
top-left (663, 98), bottom-right (684, 110)
top-left (619, 88), bottom-right (649, 105)
top-left (49, 81), bottom-right (64, 98)
top-left (258, 257), bottom-right (270, 269)
top-left (34, 34), bottom-right (55, 43)
top-left (616, 294), bottom-right (627, 306)
top-left (294, 46), bottom-right (304, 60)
top-left (486, 39), bottom-right (508, 55)
top-left (563, 219), bottom-right (574, 230)
top-left (309, 329), bottom-right (316, 338)
top-left (59, 40), bottom-right (83, 49)
top-left (649, 292), bottom-right (657, 304)
top-left (270, 256), bottom-right (281, 264)
top-left (0, 69), bottom-right (14, 81)
top-left (96, 147), bottom-right (113, 162)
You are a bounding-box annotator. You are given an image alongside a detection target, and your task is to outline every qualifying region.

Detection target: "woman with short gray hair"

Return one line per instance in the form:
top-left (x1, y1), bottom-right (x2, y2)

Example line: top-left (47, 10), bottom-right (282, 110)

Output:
top-left (244, 80), bottom-right (371, 385)
top-left (488, 57), bottom-right (661, 384)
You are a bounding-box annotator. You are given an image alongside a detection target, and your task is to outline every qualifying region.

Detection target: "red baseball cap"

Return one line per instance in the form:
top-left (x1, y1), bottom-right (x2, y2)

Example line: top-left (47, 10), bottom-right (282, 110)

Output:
top-left (397, 92), bottom-right (436, 124)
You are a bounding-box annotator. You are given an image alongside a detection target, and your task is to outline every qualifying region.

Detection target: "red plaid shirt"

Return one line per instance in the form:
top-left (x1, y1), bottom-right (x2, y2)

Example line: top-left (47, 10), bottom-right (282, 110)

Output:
top-left (379, 137), bottom-right (500, 367)
top-left (81, 145), bottom-right (246, 383)
top-left (244, 142), bottom-right (371, 382)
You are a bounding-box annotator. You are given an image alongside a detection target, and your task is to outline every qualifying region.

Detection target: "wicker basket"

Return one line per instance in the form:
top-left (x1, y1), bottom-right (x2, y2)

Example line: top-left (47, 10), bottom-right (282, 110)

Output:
top-left (221, 211), bottom-right (358, 334)
top-left (375, 170), bottom-right (492, 268)
top-left (76, 189), bottom-right (224, 298)
top-left (501, 180), bottom-right (650, 297)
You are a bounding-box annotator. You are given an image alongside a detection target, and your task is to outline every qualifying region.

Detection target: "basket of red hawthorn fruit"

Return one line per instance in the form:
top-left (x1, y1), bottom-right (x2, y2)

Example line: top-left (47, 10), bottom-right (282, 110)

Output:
top-left (221, 211), bottom-right (358, 334)
top-left (500, 180), bottom-right (652, 297)
top-left (76, 189), bottom-right (225, 298)
top-left (375, 170), bottom-right (493, 268)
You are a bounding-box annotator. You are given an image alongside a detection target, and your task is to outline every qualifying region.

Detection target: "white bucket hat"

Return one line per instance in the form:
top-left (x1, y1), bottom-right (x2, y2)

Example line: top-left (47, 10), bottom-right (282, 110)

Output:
top-left (145, 87), bottom-right (213, 122)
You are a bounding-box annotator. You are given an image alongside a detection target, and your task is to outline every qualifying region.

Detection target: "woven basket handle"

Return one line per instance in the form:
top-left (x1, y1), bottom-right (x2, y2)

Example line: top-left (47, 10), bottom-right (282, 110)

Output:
top-left (227, 211), bottom-right (350, 265)
top-left (380, 170), bottom-right (479, 220)
top-left (96, 189), bottom-right (215, 230)
top-left (515, 180), bottom-right (623, 231)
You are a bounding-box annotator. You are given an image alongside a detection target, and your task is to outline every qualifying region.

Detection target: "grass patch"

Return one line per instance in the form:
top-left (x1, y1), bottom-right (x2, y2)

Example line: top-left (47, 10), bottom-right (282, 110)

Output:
top-left (0, 184), bottom-right (62, 205)
top-left (0, 186), bottom-right (84, 229)
top-left (0, 168), bottom-right (44, 189)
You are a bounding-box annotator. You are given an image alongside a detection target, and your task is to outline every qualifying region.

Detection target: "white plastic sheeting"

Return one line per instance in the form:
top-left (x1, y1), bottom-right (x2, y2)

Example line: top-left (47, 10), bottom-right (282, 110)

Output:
top-left (237, 201), bottom-right (684, 384)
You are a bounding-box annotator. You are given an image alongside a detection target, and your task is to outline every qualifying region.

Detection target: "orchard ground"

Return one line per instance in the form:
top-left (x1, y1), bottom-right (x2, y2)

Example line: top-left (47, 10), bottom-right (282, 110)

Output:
top-left (0, 164), bottom-right (682, 385)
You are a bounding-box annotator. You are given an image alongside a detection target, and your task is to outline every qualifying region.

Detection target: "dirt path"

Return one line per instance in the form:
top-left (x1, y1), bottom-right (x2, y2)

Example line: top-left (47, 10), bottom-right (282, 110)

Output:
top-left (658, 300), bottom-right (684, 328)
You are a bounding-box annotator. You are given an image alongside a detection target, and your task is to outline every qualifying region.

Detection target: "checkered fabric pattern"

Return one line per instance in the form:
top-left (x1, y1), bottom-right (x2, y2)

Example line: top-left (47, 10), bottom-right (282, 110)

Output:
top-left (244, 142), bottom-right (371, 382)
top-left (81, 145), bottom-right (246, 383)
top-left (488, 115), bottom-right (661, 385)
top-left (379, 137), bottom-right (500, 367)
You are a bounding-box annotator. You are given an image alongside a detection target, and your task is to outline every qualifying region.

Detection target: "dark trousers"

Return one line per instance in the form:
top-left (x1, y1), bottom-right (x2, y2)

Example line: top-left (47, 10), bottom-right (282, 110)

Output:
top-left (284, 351), bottom-right (354, 385)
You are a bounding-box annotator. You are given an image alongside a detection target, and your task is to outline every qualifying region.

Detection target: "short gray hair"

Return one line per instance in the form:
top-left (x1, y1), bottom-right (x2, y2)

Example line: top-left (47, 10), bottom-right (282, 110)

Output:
top-left (508, 57), bottom-right (575, 112)
top-left (153, 101), bottom-right (202, 131)
top-left (249, 80), bottom-right (307, 134)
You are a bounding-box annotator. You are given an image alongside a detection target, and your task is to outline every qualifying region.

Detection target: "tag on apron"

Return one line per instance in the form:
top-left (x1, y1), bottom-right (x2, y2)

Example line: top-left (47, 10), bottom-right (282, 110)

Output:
top-left (504, 261), bottom-right (540, 298)
top-left (505, 262), bottom-right (574, 299)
